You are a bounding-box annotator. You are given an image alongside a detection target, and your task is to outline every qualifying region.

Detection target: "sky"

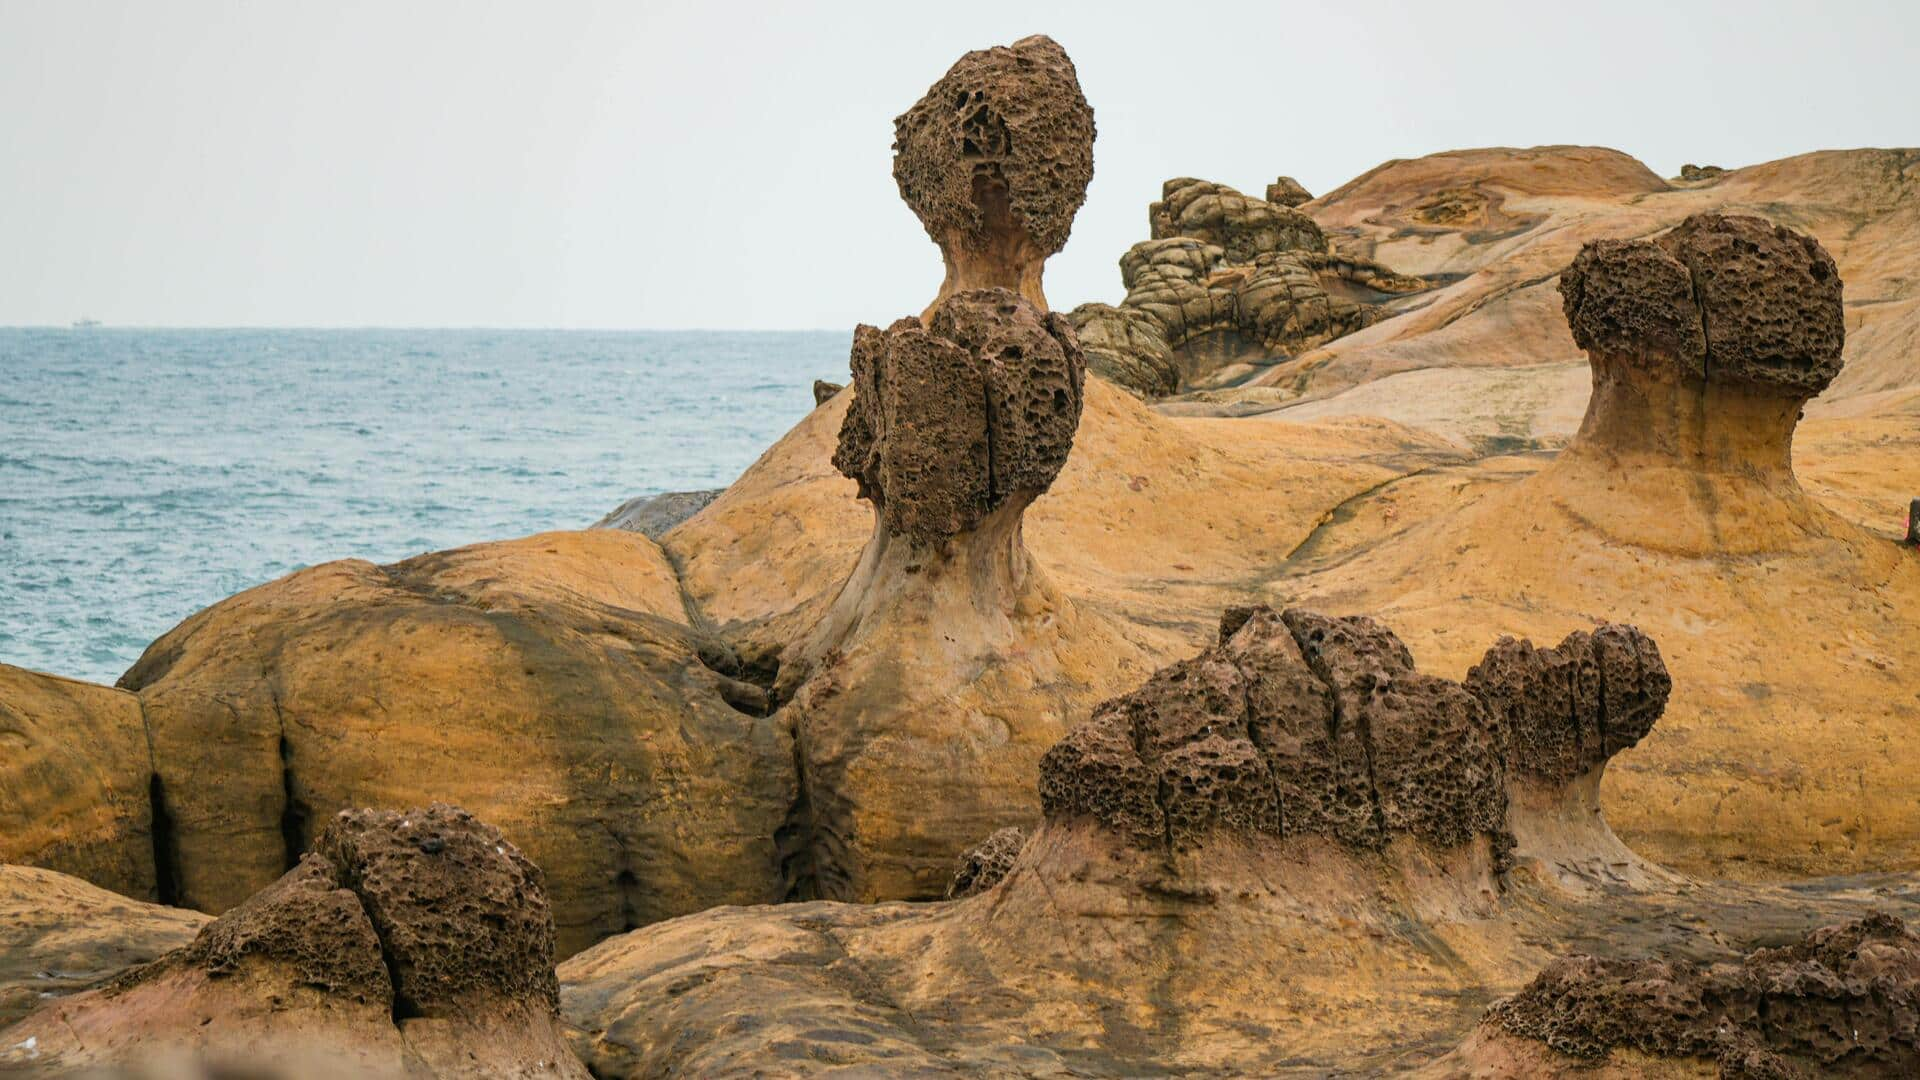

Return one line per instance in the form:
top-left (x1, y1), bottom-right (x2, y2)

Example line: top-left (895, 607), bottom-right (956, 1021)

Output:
top-left (1, 0), bottom-right (1914, 330)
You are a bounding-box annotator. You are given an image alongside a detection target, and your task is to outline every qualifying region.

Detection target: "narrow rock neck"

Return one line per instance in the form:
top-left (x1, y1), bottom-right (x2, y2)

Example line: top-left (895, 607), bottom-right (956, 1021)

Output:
top-left (1566, 351), bottom-right (1806, 479)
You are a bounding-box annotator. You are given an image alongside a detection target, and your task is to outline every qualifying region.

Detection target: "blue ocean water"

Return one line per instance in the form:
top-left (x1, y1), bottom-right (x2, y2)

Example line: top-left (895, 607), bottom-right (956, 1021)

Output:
top-left (0, 328), bottom-right (846, 685)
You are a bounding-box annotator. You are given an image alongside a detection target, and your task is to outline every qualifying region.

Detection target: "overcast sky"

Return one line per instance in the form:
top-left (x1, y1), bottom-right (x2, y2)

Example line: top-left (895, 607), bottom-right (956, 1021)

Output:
top-left (2, 0), bottom-right (1914, 329)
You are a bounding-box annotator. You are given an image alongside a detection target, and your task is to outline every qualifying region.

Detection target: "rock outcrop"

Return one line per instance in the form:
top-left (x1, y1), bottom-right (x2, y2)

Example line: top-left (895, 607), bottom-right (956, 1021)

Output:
top-left (0, 665), bottom-right (155, 901)
top-left (114, 530), bottom-right (794, 955)
top-left (559, 608), bottom-right (1706, 1077)
top-left (1433, 914), bottom-right (1920, 1078)
top-left (766, 36), bottom-right (1156, 904)
top-left (591, 488), bottom-right (721, 537)
top-left (1072, 178), bottom-right (1429, 396)
top-left (892, 33), bottom-right (1094, 316)
top-left (0, 866), bottom-right (207, 1028)
top-left (2, 804), bottom-right (588, 1078)
top-left (1266, 174), bottom-right (1314, 207)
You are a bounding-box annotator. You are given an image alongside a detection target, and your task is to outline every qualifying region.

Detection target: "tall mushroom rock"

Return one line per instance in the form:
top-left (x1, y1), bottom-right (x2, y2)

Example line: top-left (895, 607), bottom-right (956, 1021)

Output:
top-left (1556, 213), bottom-right (1845, 543)
top-left (892, 34), bottom-right (1094, 317)
top-left (773, 35), bottom-right (1137, 904)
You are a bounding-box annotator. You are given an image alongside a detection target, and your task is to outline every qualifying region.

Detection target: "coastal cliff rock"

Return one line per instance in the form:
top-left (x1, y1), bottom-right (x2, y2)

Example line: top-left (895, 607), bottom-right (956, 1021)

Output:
top-left (0, 665), bottom-right (155, 902)
top-left (893, 33), bottom-right (1094, 315)
top-left (1430, 914), bottom-right (1920, 1078)
top-left (557, 608), bottom-right (1686, 1076)
top-left (114, 530), bottom-right (793, 955)
top-left (2, 804), bottom-right (587, 1078)
top-left (1073, 178), bottom-right (1429, 396)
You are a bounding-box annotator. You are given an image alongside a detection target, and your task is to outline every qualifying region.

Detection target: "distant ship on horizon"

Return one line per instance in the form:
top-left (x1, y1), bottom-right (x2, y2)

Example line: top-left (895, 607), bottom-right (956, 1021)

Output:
top-left (71, 317), bottom-right (101, 329)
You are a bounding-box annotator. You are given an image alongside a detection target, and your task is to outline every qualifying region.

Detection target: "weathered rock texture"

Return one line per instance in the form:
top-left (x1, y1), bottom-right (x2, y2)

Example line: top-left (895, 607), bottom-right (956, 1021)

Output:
top-left (945, 825), bottom-right (1025, 898)
top-left (0, 665), bottom-right (155, 901)
top-left (1443, 914), bottom-right (1920, 1078)
top-left (2, 804), bottom-right (587, 1078)
top-left (1267, 174), bottom-right (1314, 207)
top-left (591, 488), bottom-right (721, 537)
top-left (0, 865), bottom-right (207, 1029)
top-left (1560, 213), bottom-right (1845, 480)
top-left (833, 288), bottom-right (1085, 544)
top-left (558, 608), bottom-right (1920, 1078)
top-left (1040, 606), bottom-right (1665, 863)
top-left (777, 286), bottom-right (1141, 904)
top-left (893, 34), bottom-right (1094, 315)
top-left (1072, 178), bottom-right (1429, 396)
top-left (114, 530), bottom-right (794, 955)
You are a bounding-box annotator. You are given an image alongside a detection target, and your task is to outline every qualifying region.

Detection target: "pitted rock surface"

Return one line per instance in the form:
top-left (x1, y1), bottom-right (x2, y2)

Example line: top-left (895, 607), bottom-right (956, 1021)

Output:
top-left (834, 288), bottom-right (1085, 545)
top-left (314, 804), bottom-right (560, 1015)
top-left (892, 34), bottom-right (1094, 265)
top-left (946, 826), bottom-right (1027, 899)
top-left (1039, 607), bottom-right (1670, 854)
top-left (1560, 213), bottom-right (1845, 396)
top-left (1488, 913), bottom-right (1920, 1077)
top-left (185, 855), bottom-right (392, 1005)
top-left (1466, 625), bottom-right (1671, 785)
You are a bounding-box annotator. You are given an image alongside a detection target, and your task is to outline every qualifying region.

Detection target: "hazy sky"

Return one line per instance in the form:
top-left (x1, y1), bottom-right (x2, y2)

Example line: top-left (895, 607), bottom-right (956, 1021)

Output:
top-left (2, 0), bottom-right (1914, 329)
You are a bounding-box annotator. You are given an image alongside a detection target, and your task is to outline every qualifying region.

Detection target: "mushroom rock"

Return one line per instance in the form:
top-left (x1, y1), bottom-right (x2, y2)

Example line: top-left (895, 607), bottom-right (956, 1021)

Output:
top-left (0, 664), bottom-right (156, 901)
top-left (1554, 212), bottom-right (1846, 548)
top-left (775, 285), bottom-right (1147, 902)
top-left (1072, 179), bottom-right (1429, 396)
top-left (111, 530), bottom-right (794, 955)
top-left (1428, 913), bottom-right (1920, 1078)
top-left (892, 33), bottom-right (1094, 316)
top-left (1, 804), bottom-right (588, 1079)
top-left (561, 608), bottom-right (1758, 1078)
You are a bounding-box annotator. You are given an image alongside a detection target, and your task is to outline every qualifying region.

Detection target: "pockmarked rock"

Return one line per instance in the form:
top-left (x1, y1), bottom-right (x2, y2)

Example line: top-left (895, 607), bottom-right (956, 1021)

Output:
top-left (1, 804), bottom-right (588, 1078)
top-left (893, 33), bottom-right (1094, 313)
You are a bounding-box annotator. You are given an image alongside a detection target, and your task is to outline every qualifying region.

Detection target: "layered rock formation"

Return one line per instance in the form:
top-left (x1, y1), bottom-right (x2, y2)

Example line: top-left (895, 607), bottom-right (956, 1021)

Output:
top-left (2, 804), bottom-right (587, 1078)
top-left (892, 34), bottom-right (1094, 316)
top-left (1433, 914), bottom-right (1920, 1078)
top-left (558, 608), bottom-right (1696, 1076)
top-left (1072, 177), bottom-right (1429, 396)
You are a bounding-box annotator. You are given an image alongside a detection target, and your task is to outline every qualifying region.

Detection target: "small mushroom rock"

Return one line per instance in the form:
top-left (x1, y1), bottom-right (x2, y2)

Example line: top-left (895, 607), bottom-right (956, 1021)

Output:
top-left (946, 826), bottom-right (1026, 899)
top-left (893, 34), bottom-right (1094, 316)
top-left (0, 804), bottom-right (588, 1079)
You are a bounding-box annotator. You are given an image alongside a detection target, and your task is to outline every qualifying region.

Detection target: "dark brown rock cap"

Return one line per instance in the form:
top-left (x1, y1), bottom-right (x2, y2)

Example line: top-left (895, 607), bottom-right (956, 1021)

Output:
top-left (179, 803), bottom-right (559, 1018)
top-left (1038, 607), bottom-right (1669, 856)
top-left (834, 288), bottom-right (1085, 546)
top-left (892, 35), bottom-right (1095, 263)
top-left (1560, 213), bottom-right (1844, 397)
top-left (1488, 912), bottom-right (1920, 1076)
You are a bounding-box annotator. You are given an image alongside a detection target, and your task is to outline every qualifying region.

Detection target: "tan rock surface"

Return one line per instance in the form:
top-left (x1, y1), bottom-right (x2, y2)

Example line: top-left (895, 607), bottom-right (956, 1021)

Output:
top-left (118, 529), bottom-right (794, 954)
top-left (0, 866), bottom-right (206, 1029)
top-left (0, 665), bottom-right (155, 901)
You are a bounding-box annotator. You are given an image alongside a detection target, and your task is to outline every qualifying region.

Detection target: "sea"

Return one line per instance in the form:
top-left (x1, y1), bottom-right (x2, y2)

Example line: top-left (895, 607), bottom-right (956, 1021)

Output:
top-left (0, 327), bottom-right (847, 685)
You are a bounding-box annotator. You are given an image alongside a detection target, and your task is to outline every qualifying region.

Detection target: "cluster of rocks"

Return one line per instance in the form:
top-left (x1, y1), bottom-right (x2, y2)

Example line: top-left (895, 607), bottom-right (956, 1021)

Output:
top-left (1039, 605), bottom-right (1666, 861)
top-left (1070, 176), bottom-right (1430, 396)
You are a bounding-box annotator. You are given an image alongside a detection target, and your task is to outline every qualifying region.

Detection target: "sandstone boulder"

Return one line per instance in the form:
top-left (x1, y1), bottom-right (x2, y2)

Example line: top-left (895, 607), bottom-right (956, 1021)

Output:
top-left (0, 866), bottom-right (207, 1028)
top-left (118, 530), bottom-right (794, 955)
top-left (1, 804), bottom-right (587, 1078)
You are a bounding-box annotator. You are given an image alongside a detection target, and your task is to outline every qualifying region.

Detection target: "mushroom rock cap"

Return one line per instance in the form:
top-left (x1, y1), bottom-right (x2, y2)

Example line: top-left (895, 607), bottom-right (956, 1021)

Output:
top-left (893, 35), bottom-right (1095, 309)
top-left (1560, 212), bottom-right (1844, 397)
top-left (1038, 606), bottom-right (1668, 861)
top-left (833, 287), bottom-right (1085, 546)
